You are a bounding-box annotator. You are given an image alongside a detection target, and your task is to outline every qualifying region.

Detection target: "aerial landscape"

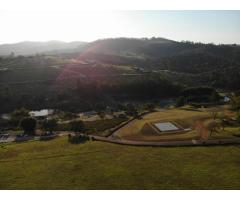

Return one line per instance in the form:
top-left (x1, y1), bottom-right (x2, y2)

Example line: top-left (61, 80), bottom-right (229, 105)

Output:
top-left (0, 10), bottom-right (240, 190)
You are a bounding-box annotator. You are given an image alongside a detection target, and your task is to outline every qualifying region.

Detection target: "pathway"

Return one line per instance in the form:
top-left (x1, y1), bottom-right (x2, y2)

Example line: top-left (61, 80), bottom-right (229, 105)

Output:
top-left (91, 135), bottom-right (240, 147)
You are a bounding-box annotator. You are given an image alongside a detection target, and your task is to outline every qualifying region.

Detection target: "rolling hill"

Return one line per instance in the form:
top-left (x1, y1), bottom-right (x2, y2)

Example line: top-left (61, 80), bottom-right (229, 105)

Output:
top-left (1, 37), bottom-right (240, 90)
top-left (83, 37), bottom-right (240, 61)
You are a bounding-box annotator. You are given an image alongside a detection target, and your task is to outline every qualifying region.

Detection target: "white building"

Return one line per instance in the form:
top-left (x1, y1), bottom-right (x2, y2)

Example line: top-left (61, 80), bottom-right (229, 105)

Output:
top-left (223, 96), bottom-right (230, 103)
top-left (29, 109), bottom-right (54, 118)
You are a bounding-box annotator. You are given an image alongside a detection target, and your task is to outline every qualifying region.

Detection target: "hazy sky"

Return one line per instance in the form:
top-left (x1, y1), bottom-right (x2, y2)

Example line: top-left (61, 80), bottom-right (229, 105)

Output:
top-left (0, 10), bottom-right (239, 44)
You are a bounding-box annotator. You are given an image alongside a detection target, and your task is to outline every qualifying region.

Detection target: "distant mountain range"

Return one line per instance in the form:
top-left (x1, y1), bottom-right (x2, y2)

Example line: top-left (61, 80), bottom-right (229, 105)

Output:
top-left (1, 37), bottom-right (239, 60)
top-left (84, 37), bottom-right (240, 60)
top-left (84, 37), bottom-right (176, 57)
top-left (1, 37), bottom-right (240, 91)
top-left (1, 37), bottom-right (240, 75)
top-left (0, 40), bottom-right (87, 56)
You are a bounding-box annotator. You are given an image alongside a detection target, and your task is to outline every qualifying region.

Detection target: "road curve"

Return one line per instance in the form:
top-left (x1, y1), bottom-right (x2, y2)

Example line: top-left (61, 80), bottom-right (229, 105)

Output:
top-left (91, 135), bottom-right (240, 147)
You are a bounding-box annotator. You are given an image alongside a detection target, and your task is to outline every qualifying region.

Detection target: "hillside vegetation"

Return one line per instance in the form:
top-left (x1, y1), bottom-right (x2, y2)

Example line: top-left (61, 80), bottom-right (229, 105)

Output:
top-left (1, 37), bottom-right (240, 113)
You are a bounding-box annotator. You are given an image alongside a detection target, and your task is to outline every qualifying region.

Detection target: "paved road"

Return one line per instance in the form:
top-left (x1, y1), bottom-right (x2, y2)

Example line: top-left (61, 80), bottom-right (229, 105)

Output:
top-left (1, 132), bottom-right (240, 147)
top-left (92, 135), bottom-right (240, 147)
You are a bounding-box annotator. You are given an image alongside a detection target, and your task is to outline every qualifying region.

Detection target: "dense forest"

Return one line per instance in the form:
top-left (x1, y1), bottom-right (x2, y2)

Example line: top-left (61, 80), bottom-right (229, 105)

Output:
top-left (0, 37), bottom-right (240, 113)
top-left (0, 73), bottom-right (182, 113)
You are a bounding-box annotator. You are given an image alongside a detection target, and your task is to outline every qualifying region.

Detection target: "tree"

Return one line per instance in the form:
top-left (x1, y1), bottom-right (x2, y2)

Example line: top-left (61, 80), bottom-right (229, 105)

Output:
top-left (210, 91), bottom-right (220, 103)
top-left (144, 103), bottom-right (155, 111)
top-left (20, 117), bottom-right (37, 135)
top-left (205, 120), bottom-right (221, 137)
top-left (175, 96), bottom-right (185, 107)
top-left (10, 108), bottom-right (29, 127)
top-left (98, 111), bottom-right (106, 119)
top-left (125, 104), bottom-right (139, 118)
top-left (95, 103), bottom-right (106, 113)
top-left (42, 118), bottom-right (57, 134)
top-left (94, 103), bottom-right (106, 119)
top-left (219, 112), bottom-right (230, 130)
top-left (9, 51), bottom-right (15, 58)
top-left (69, 120), bottom-right (86, 133)
top-left (236, 112), bottom-right (240, 124)
top-left (209, 108), bottom-right (219, 120)
top-left (230, 94), bottom-right (240, 111)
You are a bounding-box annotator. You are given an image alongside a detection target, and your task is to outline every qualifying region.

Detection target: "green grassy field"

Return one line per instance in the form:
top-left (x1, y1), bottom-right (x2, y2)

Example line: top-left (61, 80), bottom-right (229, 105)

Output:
top-left (0, 136), bottom-right (240, 189)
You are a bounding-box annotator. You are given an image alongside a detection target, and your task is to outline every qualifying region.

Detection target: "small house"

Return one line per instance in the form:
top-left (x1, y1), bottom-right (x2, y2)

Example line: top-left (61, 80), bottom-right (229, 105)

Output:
top-left (29, 109), bottom-right (54, 119)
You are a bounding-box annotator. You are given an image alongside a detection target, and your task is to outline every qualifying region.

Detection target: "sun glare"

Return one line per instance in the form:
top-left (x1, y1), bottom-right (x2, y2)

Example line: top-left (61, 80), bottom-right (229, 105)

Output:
top-left (0, 11), bottom-right (126, 43)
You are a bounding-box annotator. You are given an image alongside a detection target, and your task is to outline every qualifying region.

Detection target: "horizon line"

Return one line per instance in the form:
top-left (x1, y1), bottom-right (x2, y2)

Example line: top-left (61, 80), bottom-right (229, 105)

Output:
top-left (0, 37), bottom-right (239, 46)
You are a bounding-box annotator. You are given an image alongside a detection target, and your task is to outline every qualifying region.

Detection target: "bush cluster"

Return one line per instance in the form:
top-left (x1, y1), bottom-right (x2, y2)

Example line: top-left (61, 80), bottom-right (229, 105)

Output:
top-left (68, 134), bottom-right (89, 144)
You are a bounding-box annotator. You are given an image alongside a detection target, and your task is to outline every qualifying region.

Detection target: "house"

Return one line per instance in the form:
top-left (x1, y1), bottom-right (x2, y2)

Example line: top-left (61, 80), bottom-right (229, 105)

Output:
top-left (29, 109), bottom-right (54, 119)
top-left (223, 96), bottom-right (230, 103)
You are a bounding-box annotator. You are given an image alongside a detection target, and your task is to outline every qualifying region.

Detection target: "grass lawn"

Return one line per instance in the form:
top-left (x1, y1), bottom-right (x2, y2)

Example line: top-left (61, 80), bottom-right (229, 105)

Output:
top-left (115, 108), bottom-right (239, 141)
top-left (0, 136), bottom-right (240, 189)
top-left (115, 109), bottom-right (210, 139)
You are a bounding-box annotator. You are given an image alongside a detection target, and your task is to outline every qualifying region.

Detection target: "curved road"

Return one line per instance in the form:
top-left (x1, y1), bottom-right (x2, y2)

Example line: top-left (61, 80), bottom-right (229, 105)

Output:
top-left (92, 135), bottom-right (240, 147)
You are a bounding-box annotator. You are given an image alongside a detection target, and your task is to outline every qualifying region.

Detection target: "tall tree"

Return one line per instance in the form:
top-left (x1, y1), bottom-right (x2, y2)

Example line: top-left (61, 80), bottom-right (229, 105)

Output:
top-left (69, 120), bottom-right (86, 133)
top-left (20, 117), bottom-right (37, 135)
top-left (42, 119), bottom-right (57, 134)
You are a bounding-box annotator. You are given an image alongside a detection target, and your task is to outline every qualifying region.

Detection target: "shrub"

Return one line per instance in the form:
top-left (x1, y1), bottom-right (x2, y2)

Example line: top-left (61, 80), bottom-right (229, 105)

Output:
top-left (68, 134), bottom-right (89, 144)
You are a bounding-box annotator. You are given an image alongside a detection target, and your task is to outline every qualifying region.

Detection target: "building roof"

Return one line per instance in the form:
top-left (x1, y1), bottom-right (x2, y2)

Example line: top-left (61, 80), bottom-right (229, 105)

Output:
top-left (29, 109), bottom-right (53, 117)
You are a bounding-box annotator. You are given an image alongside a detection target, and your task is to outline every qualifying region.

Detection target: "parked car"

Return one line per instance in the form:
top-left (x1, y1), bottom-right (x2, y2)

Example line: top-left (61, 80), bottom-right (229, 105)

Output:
top-left (0, 134), bottom-right (9, 139)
